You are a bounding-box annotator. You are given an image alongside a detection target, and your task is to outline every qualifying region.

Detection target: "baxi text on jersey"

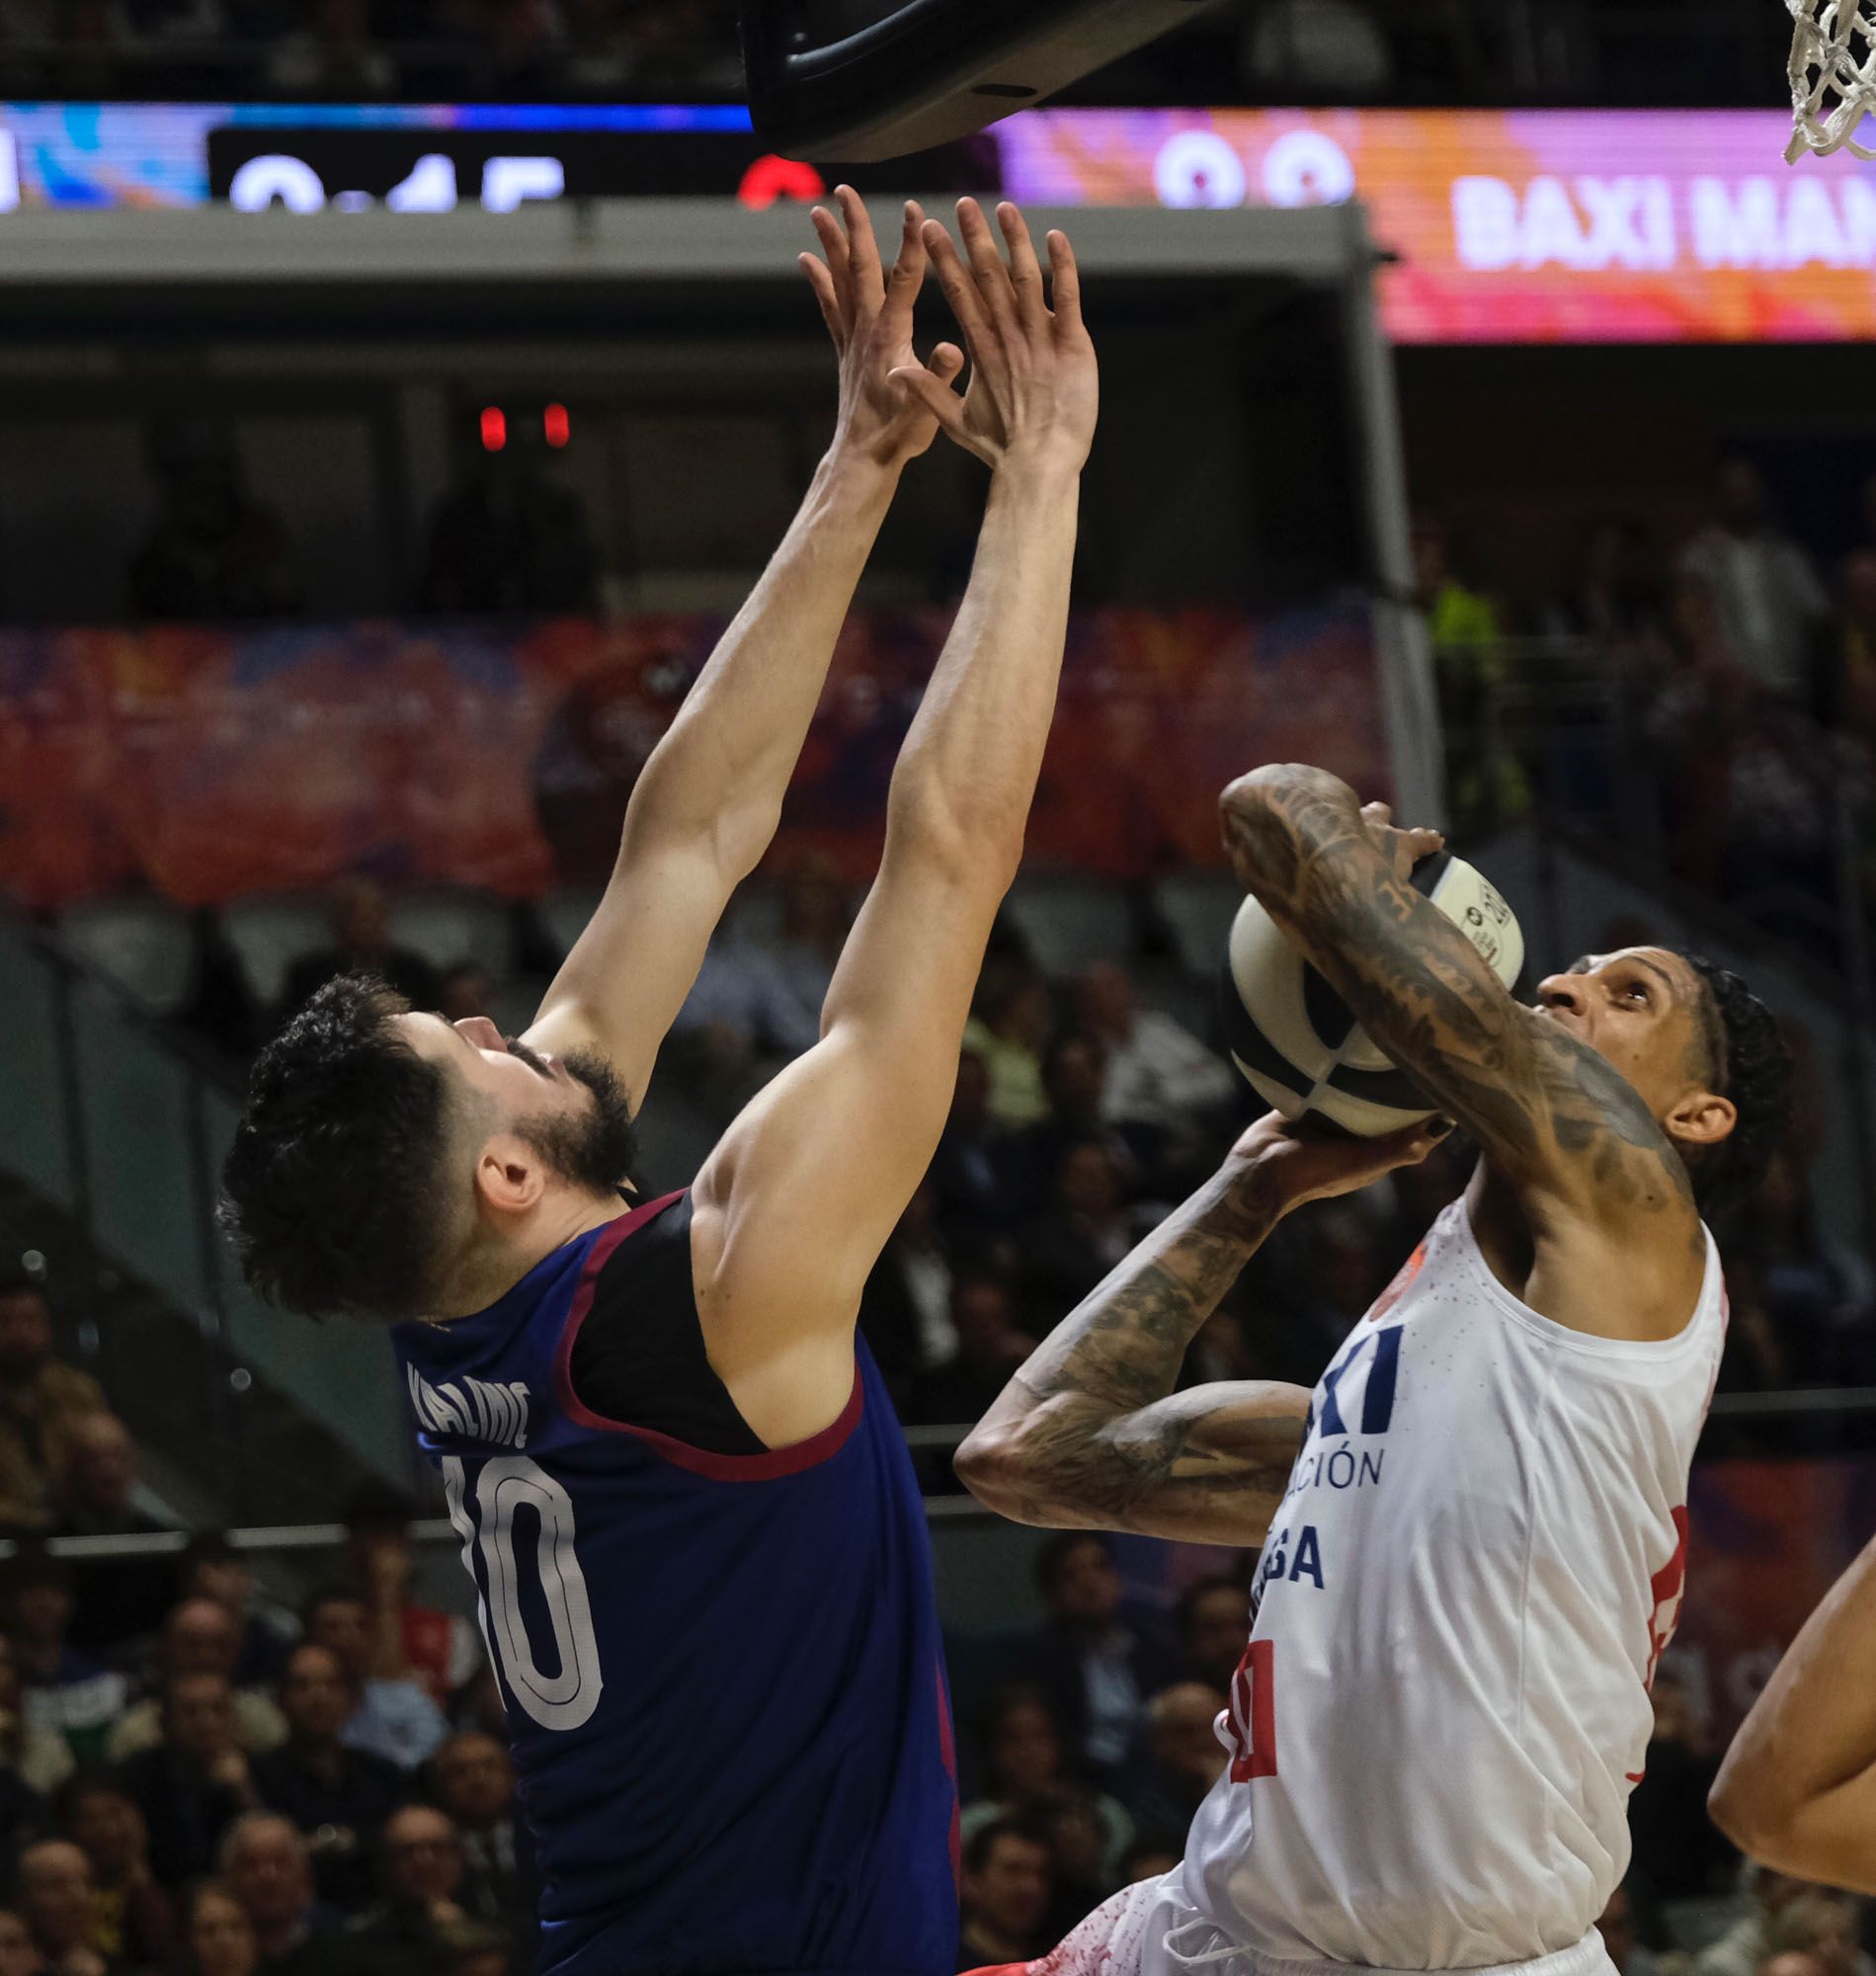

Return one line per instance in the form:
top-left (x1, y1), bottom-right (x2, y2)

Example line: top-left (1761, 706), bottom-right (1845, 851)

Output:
top-left (407, 1365), bottom-right (532, 1449)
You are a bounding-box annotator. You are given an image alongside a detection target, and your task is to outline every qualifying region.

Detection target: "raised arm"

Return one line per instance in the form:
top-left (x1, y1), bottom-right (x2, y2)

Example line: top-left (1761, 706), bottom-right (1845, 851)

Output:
top-left (526, 193), bottom-right (965, 1109)
top-left (688, 201), bottom-right (1097, 1446)
top-left (955, 1115), bottom-right (1439, 1543)
top-left (1219, 765), bottom-right (1699, 1246)
top-left (1710, 1533), bottom-right (1876, 1893)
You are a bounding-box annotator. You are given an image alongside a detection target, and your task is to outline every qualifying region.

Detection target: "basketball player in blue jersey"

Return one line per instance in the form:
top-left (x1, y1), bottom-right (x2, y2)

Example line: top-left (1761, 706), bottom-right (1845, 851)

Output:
top-left (218, 193), bottom-right (1099, 1976)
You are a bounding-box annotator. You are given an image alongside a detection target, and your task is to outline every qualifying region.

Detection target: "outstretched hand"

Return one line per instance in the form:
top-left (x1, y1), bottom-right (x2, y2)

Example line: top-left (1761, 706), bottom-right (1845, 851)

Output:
top-left (1227, 1110), bottom-right (1453, 1212)
top-left (801, 188), bottom-right (964, 471)
top-left (892, 198), bottom-right (1099, 474)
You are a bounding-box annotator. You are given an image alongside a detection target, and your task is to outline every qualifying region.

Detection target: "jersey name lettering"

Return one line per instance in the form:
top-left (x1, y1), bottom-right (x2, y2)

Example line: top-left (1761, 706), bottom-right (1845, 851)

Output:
top-left (407, 1364), bottom-right (532, 1449)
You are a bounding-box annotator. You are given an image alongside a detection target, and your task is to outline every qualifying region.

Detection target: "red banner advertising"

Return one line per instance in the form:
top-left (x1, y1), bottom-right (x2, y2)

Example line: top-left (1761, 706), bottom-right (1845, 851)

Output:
top-left (0, 606), bottom-right (1387, 911)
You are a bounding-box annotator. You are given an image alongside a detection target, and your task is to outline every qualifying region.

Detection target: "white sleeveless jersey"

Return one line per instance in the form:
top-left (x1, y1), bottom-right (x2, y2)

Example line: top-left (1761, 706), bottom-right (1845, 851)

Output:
top-left (1183, 1196), bottom-right (1726, 1971)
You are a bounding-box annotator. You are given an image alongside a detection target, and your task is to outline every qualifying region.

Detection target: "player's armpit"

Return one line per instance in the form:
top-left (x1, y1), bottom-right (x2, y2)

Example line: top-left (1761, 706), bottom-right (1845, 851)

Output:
top-left (961, 1383), bottom-right (1308, 1546)
top-left (1219, 763), bottom-right (1694, 1229)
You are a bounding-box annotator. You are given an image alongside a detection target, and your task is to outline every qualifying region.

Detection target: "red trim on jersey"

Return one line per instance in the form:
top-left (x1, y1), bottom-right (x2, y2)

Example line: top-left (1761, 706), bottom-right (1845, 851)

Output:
top-left (1626, 1770), bottom-right (1646, 1784)
top-left (552, 1191), bottom-right (865, 1480)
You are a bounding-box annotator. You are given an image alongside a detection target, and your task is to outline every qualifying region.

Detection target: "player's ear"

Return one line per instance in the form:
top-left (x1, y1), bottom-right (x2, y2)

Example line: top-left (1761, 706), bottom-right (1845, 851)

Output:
top-left (471, 1133), bottom-right (548, 1217)
top-left (1664, 1087), bottom-right (1736, 1154)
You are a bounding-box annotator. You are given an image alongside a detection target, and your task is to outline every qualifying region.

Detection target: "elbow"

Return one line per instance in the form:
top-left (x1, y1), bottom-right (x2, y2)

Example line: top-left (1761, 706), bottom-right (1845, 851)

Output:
top-left (1707, 1751), bottom-right (1789, 1862)
top-left (885, 794), bottom-right (1024, 898)
top-left (954, 1423), bottom-right (1050, 1523)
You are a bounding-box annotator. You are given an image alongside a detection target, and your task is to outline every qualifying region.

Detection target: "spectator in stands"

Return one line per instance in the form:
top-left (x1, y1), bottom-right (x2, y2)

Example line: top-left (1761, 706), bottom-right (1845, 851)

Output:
top-left (107, 1599), bottom-right (286, 1765)
top-left (176, 1880), bottom-right (259, 1976)
top-left (957, 1815), bottom-right (1055, 1970)
top-left (262, 0), bottom-right (395, 95)
top-left (14, 1839), bottom-right (107, 1976)
top-left (115, 1673), bottom-right (257, 1891)
top-left (297, 1588), bottom-right (448, 1771)
top-left (279, 879), bottom-right (442, 1028)
top-left (997, 1032), bottom-right (1138, 1219)
top-left (1625, 1668), bottom-right (1737, 1900)
top-left (1548, 518), bottom-right (1664, 645)
top-left (1413, 514), bottom-right (1525, 828)
top-left (560, 0), bottom-right (632, 92)
top-left (426, 1734), bottom-right (532, 1939)
top-left (49, 1417), bottom-right (173, 1653)
top-left (0, 1552), bottom-right (127, 1772)
top-left (963, 957), bottom-right (1053, 1129)
top-left (904, 1275), bottom-right (1035, 1431)
top-left (1759, 1955), bottom-right (1829, 1976)
top-left (1022, 1534), bottom-right (1177, 1791)
top-left (0, 1908), bottom-right (40, 1976)
top-left (1174, 1577), bottom-right (1249, 1696)
top-left (1696, 1867), bottom-right (1814, 1976)
top-left (1016, 1137), bottom-right (1138, 1327)
top-left (175, 1537), bottom-right (294, 1692)
top-left (433, 1917), bottom-right (515, 1976)
top-left (1030, 1781), bottom-right (1122, 1938)
top-left (127, 419), bottom-right (302, 623)
top-left (0, 1631), bottom-right (71, 1799)
top-left (217, 1813), bottom-right (341, 1976)
top-left (929, 1047), bottom-right (1008, 1247)
top-left (249, 1643), bottom-right (405, 1917)
top-left (1597, 1883), bottom-right (1663, 1976)
top-left (0, 1278), bottom-right (104, 1535)
top-left (340, 1483), bottom-right (478, 1711)
top-left (52, 1775), bottom-right (172, 1972)
top-left (673, 854), bottom-right (854, 1073)
top-left (1764, 1893), bottom-right (1872, 1976)
top-left (345, 1803), bottom-right (469, 1976)
top-left (1074, 960), bottom-right (1235, 1161)
top-left (858, 1184), bottom-right (954, 1398)
top-left (959, 1688), bottom-right (1131, 1868)
top-left (1122, 1682), bottom-right (1230, 1843)
top-left (1118, 1832), bottom-right (1183, 1883)
top-left (1679, 459), bottom-right (1830, 705)
top-left (1834, 549), bottom-right (1876, 742)
top-left (420, 408), bottom-right (599, 615)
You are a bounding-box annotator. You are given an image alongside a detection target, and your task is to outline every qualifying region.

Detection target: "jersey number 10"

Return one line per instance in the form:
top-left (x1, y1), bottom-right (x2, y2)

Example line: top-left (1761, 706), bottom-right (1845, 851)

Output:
top-left (443, 1454), bottom-right (605, 1731)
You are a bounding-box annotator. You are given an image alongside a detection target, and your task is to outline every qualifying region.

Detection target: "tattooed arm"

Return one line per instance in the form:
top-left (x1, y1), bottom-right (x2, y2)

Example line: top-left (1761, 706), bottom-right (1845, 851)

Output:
top-left (1218, 764), bottom-right (1707, 1336)
top-left (955, 1115), bottom-right (1439, 1543)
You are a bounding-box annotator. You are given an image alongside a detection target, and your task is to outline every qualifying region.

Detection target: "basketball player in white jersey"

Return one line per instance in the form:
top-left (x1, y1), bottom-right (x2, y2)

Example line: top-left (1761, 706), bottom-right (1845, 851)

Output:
top-left (956, 761), bottom-right (1793, 1976)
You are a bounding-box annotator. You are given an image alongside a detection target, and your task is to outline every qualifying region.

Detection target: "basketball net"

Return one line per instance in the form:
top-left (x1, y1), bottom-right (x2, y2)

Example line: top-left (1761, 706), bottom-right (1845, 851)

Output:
top-left (1788, 0), bottom-right (1876, 160)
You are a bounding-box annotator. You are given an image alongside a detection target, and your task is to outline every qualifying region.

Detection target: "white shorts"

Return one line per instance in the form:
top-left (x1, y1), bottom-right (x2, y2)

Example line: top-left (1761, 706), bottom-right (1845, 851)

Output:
top-left (1020, 1870), bottom-right (1622, 1976)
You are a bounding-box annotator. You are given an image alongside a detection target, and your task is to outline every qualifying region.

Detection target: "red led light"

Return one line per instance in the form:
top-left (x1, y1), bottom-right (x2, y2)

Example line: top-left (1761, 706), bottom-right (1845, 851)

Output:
top-left (543, 403), bottom-right (571, 449)
top-left (480, 406), bottom-right (507, 453)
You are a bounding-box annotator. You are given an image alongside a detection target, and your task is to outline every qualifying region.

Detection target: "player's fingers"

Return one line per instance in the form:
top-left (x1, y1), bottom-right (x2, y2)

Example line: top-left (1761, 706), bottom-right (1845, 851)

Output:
top-left (798, 254), bottom-right (845, 351)
top-left (836, 183), bottom-right (884, 311)
top-left (920, 218), bottom-right (995, 353)
top-left (929, 341), bottom-right (965, 382)
top-left (1361, 800), bottom-right (1394, 828)
top-left (888, 363), bottom-right (968, 439)
top-left (956, 197), bottom-right (1020, 339)
top-left (880, 201), bottom-right (929, 329)
top-left (997, 202), bottom-right (1048, 328)
top-left (810, 205), bottom-right (854, 316)
top-left (1046, 227), bottom-right (1083, 328)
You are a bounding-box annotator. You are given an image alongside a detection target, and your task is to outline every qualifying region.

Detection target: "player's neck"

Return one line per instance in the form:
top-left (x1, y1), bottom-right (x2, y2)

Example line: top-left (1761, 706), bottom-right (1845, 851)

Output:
top-left (432, 1191), bottom-right (629, 1319)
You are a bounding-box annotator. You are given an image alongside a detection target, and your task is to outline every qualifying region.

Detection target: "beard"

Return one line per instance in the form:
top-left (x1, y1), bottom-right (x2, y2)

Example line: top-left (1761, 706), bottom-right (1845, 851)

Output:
top-left (514, 1047), bottom-right (640, 1197)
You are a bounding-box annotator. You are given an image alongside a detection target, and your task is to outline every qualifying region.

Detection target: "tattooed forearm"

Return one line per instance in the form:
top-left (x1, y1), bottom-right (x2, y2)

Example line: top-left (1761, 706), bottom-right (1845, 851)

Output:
top-left (1222, 765), bottom-right (1694, 1218)
top-left (1012, 1160), bottom-right (1285, 1417)
top-left (955, 1160), bottom-right (1307, 1542)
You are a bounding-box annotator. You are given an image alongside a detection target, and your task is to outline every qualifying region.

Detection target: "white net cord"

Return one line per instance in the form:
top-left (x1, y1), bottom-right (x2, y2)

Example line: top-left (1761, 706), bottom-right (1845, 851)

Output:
top-left (1788, 0), bottom-right (1876, 161)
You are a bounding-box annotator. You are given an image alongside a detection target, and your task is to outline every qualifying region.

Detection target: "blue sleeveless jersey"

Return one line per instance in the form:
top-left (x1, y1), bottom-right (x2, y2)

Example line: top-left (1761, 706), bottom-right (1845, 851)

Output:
top-left (392, 1193), bottom-right (960, 1976)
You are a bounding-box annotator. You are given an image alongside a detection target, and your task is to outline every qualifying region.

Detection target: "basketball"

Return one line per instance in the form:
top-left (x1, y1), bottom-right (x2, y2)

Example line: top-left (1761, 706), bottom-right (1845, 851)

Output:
top-left (1218, 854), bottom-right (1525, 1137)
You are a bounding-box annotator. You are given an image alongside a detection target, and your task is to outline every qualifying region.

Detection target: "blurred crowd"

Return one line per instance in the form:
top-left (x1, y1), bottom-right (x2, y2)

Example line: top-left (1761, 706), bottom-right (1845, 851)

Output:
top-left (0, 0), bottom-right (1785, 109)
top-left (1419, 457), bottom-right (1876, 969)
top-left (0, 0), bottom-right (742, 101)
top-left (0, 1448), bottom-right (534, 1974)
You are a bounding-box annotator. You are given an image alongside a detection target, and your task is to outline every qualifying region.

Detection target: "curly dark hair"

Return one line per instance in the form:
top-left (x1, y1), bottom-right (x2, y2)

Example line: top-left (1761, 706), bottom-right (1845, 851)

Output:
top-left (1677, 951), bottom-right (1793, 1230)
top-left (217, 975), bottom-right (464, 1323)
